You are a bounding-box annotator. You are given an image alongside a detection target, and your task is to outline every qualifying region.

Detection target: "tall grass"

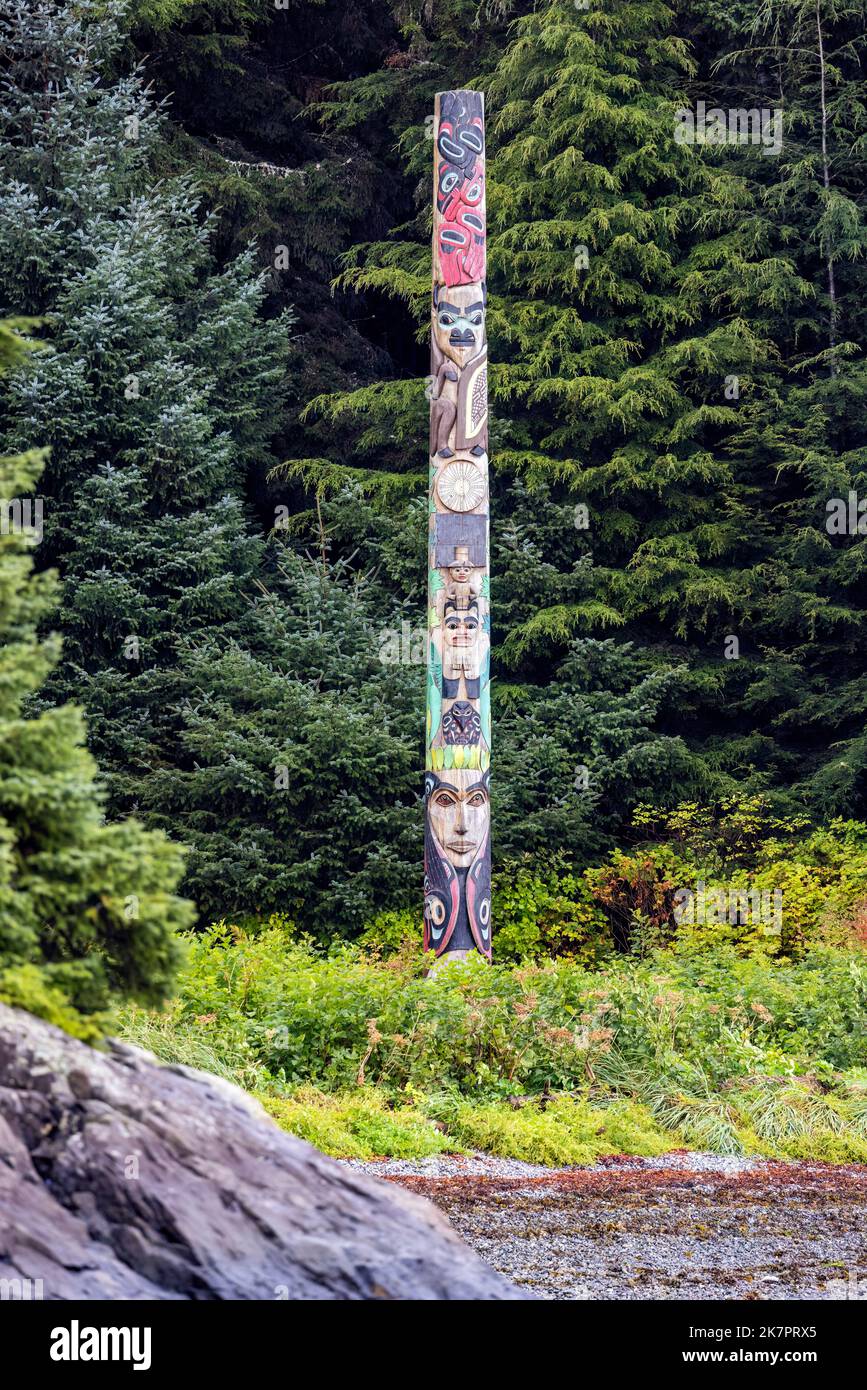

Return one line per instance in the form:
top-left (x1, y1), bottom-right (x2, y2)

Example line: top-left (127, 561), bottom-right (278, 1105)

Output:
top-left (115, 923), bottom-right (867, 1163)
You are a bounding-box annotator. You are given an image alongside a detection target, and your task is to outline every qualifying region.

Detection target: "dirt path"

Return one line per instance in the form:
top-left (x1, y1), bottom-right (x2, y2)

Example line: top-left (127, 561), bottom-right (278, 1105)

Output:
top-left (347, 1153), bottom-right (867, 1299)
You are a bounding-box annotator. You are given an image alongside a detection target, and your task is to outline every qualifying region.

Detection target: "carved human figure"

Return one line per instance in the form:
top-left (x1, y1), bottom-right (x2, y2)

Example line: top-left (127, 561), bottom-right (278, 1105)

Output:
top-left (430, 282), bottom-right (488, 459)
top-left (435, 592), bottom-right (489, 750)
top-left (441, 596), bottom-right (485, 684)
top-left (445, 544), bottom-right (482, 610)
top-left (423, 769), bottom-right (492, 958)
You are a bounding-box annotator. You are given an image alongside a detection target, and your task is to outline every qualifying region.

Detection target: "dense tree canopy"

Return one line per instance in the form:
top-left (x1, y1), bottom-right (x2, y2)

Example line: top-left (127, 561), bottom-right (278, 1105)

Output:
top-left (2, 0), bottom-right (867, 936)
top-left (0, 319), bottom-right (194, 1033)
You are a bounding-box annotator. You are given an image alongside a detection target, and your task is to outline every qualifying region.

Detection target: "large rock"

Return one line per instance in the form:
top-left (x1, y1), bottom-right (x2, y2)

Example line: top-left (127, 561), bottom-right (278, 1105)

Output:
top-left (0, 1004), bottom-right (526, 1300)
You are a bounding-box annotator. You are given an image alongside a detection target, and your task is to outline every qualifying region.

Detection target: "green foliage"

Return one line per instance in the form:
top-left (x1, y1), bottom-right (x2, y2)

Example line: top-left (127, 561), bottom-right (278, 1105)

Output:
top-left (257, 1071), bottom-right (867, 1163)
top-left (632, 1072), bottom-right (867, 1162)
top-left (134, 554), bottom-right (423, 928)
top-left (130, 919), bottom-right (867, 1091)
top-left (0, 1), bottom-right (431, 933)
top-left (607, 797), bottom-right (867, 956)
top-left (358, 908), bottom-right (419, 957)
top-left (260, 1086), bottom-right (452, 1159)
top-left (118, 995), bottom-right (269, 1087)
top-left (129, 0), bottom-right (264, 32)
top-left (0, 322), bottom-right (194, 1032)
top-left (492, 856), bottom-right (609, 964)
top-left (426, 1094), bottom-right (673, 1165)
top-left (119, 919), bottom-right (867, 1161)
top-left (0, 964), bottom-right (106, 1044)
top-left (0, 0), bottom-right (282, 787)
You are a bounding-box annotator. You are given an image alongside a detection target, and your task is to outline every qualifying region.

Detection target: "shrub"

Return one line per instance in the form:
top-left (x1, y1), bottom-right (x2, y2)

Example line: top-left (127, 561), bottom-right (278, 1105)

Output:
top-left (425, 1094), bottom-right (674, 1165)
top-left (139, 923), bottom-right (867, 1097)
top-left (358, 909), bottom-right (419, 959)
top-left (588, 799), bottom-right (867, 958)
top-left (260, 1086), bottom-right (452, 1160)
top-left (119, 922), bottom-right (867, 1162)
top-left (493, 856), bottom-right (610, 964)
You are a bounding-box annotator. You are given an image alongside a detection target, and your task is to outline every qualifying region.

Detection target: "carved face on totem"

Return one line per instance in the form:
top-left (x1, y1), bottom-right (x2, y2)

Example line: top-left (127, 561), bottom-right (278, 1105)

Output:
top-left (433, 283), bottom-right (486, 368)
top-left (424, 768), bottom-right (492, 959)
top-left (442, 597), bottom-right (482, 678)
top-left (448, 547), bottom-right (473, 585)
top-left (428, 771), bottom-right (489, 867)
top-left (441, 699), bottom-right (481, 746)
top-left (437, 97), bottom-right (484, 209)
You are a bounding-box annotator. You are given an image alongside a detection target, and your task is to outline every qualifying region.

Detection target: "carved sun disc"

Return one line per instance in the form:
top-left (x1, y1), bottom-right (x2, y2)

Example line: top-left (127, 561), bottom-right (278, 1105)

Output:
top-left (437, 460), bottom-right (485, 512)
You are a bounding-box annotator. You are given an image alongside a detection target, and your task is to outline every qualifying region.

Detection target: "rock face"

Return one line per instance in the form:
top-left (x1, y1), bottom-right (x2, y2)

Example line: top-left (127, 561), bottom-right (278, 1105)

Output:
top-left (0, 1005), bottom-right (527, 1300)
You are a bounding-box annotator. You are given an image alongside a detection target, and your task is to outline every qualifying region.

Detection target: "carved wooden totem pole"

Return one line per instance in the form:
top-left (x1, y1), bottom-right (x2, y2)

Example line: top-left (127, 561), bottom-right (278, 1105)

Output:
top-left (424, 90), bottom-right (491, 962)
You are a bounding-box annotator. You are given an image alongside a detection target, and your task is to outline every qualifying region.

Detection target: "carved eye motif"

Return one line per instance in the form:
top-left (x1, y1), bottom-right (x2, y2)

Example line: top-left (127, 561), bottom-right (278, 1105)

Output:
top-left (439, 169), bottom-right (460, 198)
top-left (433, 791), bottom-right (458, 808)
top-left (437, 460), bottom-right (486, 512)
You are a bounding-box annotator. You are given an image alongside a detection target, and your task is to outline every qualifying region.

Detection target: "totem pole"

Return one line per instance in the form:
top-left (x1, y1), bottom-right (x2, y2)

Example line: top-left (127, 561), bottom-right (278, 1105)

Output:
top-left (424, 90), bottom-right (492, 962)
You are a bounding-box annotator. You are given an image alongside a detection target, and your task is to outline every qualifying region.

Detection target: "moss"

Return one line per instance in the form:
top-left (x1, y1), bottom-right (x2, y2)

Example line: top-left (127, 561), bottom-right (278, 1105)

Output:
top-left (257, 1087), bottom-right (676, 1165)
top-left (766, 1132), bottom-right (867, 1163)
top-left (259, 1087), bottom-right (454, 1159)
top-left (594, 1098), bottom-right (678, 1156)
top-left (434, 1095), bottom-right (674, 1166)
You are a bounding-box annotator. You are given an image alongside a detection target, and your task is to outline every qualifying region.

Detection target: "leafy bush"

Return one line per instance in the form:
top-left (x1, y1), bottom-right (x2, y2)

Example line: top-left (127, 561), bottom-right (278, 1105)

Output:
top-left (425, 1094), bottom-right (673, 1166)
top-left (117, 914), bottom-right (867, 1162)
top-left (493, 856), bottom-right (610, 964)
top-left (585, 799), bottom-right (867, 958)
top-left (260, 1087), bottom-right (451, 1160)
top-left (125, 921), bottom-right (866, 1090)
top-left (358, 909), bottom-right (418, 959)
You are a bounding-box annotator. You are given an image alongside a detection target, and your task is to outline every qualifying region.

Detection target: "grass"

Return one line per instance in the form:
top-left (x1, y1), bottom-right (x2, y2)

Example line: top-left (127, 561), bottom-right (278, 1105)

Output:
top-left (258, 1087), bottom-right (452, 1160)
top-left (251, 1079), bottom-right (867, 1164)
top-left (115, 924), bottom-right (867, 1165)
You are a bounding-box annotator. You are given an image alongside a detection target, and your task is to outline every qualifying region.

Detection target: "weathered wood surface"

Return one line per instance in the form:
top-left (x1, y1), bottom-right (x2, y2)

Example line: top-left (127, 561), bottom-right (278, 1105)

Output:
top-left (424, 90), bottom-right (492, 962)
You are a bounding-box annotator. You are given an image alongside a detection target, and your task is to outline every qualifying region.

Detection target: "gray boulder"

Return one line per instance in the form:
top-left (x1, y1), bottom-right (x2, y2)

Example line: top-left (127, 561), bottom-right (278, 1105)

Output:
top-left (0, 1004), bottom-right (526, 1300)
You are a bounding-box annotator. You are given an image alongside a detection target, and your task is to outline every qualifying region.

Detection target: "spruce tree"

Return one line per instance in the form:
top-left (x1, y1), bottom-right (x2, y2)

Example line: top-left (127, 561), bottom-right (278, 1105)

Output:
top-left (0, 0), bottom-right (292, 799)
top-left (0, 320), bottom-right (193, 1037)
top-left (0, 1), bottom-right (432, 931)
top-left (704, 0), bottom-right (867, 816)
top-left (282, 0), bottom-right (791, 828)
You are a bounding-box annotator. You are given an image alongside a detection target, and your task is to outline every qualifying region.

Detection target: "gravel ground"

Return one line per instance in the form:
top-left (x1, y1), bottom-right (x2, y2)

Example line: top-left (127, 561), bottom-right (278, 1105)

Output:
top-left (347, 1152), bottom-right (867, 1299)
